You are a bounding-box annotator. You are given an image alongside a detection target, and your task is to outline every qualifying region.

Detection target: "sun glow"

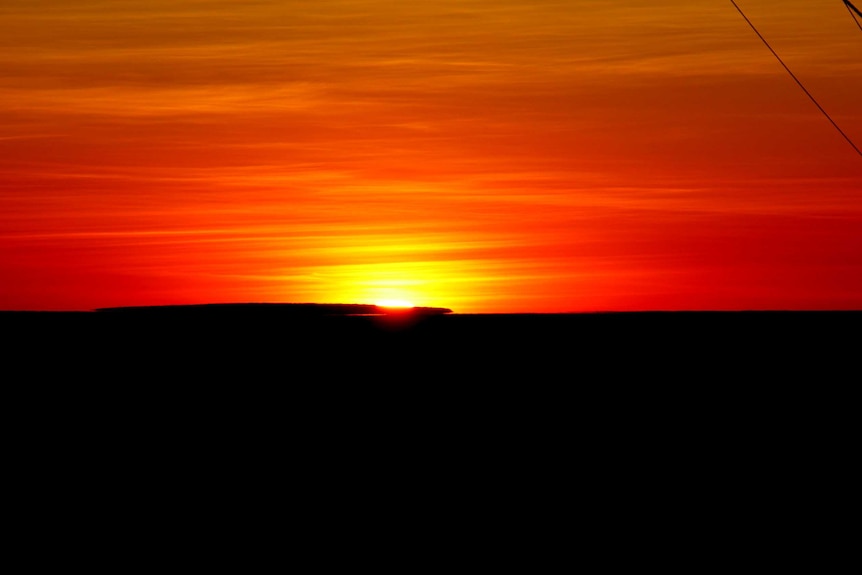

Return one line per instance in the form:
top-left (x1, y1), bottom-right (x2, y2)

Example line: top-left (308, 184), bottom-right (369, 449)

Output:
top-left (375, 299), bottom-right (415, 308)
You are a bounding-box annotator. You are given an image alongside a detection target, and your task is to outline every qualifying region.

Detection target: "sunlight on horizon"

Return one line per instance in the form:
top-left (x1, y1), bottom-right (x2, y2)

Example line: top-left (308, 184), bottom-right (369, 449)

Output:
top-left (374, 299), bottom-right (415, 308)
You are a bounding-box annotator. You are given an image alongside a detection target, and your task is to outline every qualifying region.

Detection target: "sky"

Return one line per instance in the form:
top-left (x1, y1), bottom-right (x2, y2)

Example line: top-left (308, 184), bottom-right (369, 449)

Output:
top-left (1, 0), bottom-right (861, 313)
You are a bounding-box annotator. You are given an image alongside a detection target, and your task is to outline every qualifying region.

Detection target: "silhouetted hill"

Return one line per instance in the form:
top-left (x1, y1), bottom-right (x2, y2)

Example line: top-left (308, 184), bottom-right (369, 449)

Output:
top-left (4, 307), bottom-right (858, 381)
top-left (94, 302), bottom-right (453, 317)
top-left (5, 306), bottom-right (857, 521)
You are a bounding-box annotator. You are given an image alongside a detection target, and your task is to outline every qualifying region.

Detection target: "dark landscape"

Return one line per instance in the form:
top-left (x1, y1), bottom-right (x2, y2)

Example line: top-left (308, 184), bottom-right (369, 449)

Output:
top-left (6, 302), bottom-right (858, 438)
top-left (5, 304), bottom-right (857, 528)
top-left (5, 303), bottom-right (859, 379)
top-left (6, 303), bottom-right (857, 465)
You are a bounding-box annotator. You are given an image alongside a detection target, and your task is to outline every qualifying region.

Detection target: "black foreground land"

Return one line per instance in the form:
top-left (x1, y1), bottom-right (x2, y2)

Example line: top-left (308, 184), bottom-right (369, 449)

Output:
top-left (7, 304), bottom-right (858, 450)
top-left (5, 304), bottom-right (857, 540)
top-left (5, 304), bottom-right (859, 379)
top-left (5, 305), bottom-right (856, 436)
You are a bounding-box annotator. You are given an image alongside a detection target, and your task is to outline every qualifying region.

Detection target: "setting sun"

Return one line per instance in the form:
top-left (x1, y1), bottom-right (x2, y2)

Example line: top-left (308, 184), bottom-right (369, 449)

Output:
top-left (375, 299), bottom-right (415, 309)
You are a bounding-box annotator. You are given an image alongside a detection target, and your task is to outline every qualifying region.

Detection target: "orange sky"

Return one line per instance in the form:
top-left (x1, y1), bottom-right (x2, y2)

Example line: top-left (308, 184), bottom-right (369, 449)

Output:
top-left (2, 0), bottom-right (861, 312)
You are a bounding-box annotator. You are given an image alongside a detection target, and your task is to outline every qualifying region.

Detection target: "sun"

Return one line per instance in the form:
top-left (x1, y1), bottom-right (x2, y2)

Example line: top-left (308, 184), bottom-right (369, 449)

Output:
top-left (375, 299), bottom-right (415, 308)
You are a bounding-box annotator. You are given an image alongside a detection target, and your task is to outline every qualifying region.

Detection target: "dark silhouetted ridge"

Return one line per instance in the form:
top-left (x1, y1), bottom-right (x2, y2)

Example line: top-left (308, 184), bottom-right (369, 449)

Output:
top-left (94, 302), bottom-right (453, 316)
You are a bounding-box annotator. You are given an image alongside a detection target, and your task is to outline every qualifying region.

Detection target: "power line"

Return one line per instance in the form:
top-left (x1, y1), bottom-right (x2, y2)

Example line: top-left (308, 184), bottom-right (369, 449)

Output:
top-left (730, 0), bottom-right (862, 158)
top-left (845, 0), bottom-right (862, 32)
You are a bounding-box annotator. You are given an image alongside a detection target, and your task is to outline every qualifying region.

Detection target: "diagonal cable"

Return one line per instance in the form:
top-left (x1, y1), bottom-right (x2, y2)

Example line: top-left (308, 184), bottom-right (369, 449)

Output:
top-left (730, 0), bottom-right (862, 157)
top-left (845, 0), bottom-right (862, 32)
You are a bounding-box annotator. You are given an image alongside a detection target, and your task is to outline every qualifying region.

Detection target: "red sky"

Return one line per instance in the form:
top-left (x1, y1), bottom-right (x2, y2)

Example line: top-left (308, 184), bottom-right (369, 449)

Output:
top-left (2, 0), bottom-right (861, 312)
